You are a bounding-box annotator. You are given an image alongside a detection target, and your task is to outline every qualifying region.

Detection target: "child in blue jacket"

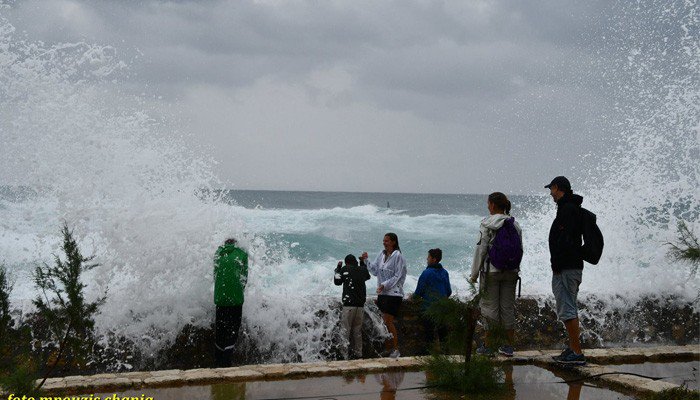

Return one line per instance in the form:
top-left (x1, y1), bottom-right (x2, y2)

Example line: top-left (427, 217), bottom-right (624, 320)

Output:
top-left (413, 248), bottom-right (452, 351)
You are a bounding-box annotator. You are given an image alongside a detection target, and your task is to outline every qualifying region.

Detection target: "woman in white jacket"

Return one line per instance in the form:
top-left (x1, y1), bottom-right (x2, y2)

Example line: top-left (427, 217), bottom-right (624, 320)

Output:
top-left (361, 232), bottom-right (407, 358)
top-left (469, 192), bottom-right (522, 357)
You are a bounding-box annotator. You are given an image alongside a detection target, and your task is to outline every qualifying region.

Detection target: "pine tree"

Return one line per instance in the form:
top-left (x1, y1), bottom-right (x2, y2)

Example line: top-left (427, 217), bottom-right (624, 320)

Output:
top-left (422, 290), bottom-right (503, 394)
top-left (33, 223), bottom-right (105, 387)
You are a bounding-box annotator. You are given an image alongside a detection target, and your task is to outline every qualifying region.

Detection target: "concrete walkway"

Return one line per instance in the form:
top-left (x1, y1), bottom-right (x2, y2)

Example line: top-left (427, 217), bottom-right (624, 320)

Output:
top-left (40, 344), bottom-right (699, 395)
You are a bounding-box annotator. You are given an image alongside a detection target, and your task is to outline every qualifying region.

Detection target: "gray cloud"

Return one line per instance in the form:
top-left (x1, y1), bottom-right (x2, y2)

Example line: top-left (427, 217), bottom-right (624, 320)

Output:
top-left (4, 0), bottom-right (688, 194)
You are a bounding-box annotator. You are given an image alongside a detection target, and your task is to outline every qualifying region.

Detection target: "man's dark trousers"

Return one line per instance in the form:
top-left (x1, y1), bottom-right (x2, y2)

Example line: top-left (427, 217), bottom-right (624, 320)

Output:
top-left (422, 318), bottom-right (448, 352)
top-left (215, 305), bottom-right (243, 367)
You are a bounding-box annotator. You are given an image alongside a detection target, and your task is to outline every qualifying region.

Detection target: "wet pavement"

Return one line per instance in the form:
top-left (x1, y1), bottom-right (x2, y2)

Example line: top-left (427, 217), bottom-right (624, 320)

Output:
top-left (94, 365), bottom-right (636, 400)
top-left (602, 361), bottom-right (699, 391)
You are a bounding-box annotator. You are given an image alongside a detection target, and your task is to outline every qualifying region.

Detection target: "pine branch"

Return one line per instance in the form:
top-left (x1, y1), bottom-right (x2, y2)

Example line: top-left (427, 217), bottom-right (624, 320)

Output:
top-left (31, 223), bottom-right (105, 378)
top-left (37, 322), bottom-right (73, 389)
top-left (666, 220), bottom-right (700, 274)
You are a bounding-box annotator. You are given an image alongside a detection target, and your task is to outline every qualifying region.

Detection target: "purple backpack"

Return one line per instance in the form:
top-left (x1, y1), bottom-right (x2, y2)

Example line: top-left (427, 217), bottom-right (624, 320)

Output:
top-left (487, 217), bottom-right (523, 270)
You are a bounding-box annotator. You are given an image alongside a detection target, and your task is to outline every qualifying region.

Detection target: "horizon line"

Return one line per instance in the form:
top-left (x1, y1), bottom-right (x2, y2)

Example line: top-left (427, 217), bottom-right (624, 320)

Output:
top-left (215, 188), bottom-right (545, 197)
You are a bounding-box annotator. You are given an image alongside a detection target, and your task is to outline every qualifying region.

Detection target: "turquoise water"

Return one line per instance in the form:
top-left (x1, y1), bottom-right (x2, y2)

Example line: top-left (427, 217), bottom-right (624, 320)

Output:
top-left (222, 190), bottom-right (536, 280)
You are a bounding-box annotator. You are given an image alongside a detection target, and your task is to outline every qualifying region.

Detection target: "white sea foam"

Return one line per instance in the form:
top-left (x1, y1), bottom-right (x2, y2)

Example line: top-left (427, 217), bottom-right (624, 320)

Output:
top-left (0, 1), bottom-right (698, 364)
top-left (520, 2), bottom-right (700, 304)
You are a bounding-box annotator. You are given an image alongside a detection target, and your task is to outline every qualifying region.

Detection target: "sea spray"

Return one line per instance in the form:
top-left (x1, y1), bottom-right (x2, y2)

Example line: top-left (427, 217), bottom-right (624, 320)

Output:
top-left (0, 0), bottom-right (698, 367)
top-left (0, 13), bottom-right (296, 363)
top-left (519, 0), bottom-right (699, 307)
top-left (0, 13), bottom-right (384, 363)
top-left (578, 0), bottom-right (699, 302)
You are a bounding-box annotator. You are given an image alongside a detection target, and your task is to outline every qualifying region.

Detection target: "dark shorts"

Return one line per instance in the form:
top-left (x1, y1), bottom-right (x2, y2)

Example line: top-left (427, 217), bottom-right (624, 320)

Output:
top-left (377, 295), bottom-right (402, 317)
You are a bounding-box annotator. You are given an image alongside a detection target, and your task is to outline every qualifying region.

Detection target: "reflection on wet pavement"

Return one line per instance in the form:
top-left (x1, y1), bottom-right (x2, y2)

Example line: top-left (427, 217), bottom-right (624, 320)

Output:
top-left (95, 365), bottom-right (636, 400)
top-left (602, 361), bottom-right (699, 391)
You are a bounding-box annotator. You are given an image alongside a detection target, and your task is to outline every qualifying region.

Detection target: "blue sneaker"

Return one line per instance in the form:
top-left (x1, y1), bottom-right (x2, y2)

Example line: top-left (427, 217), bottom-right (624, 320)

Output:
top-left (498, 345), bottom-right (514, 357)
top-left (555, 349), bottom-right (586, 365)
top-left (552, 347), bottom-right (573, 362)
top-left (476, 344), bottom-right (494, 357)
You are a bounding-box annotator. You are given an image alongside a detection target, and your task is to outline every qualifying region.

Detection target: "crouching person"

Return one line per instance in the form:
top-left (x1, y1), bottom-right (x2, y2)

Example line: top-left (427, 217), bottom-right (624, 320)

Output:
top-left (334, 254), bottom-right (371, 359)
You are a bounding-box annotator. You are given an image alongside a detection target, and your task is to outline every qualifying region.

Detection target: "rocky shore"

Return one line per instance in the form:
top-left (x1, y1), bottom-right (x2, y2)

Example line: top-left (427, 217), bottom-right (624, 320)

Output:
top-left (151, 295), bottom-right (698, 371)
top-left (12, 295), bottom-right (698, 376)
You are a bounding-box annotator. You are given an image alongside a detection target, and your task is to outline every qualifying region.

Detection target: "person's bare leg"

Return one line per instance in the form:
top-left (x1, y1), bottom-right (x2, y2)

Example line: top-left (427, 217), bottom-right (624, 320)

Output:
top-left (383, 313), bottom-right (398, 350)
top-left (567, 383), bottom-right (583, 400)
top-left (506, 329), bottom-right (515, 346)
top-left (564, 318), bottom-right (582, 354)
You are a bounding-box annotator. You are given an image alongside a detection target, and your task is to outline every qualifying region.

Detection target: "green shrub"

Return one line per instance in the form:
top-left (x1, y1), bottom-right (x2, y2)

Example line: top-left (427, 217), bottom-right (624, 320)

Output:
top-left (33, 223), bottom-right (105, 385)
top-left (422, 287), bottom-right (504, 395)
top-left (0, 265), bottom-right (41, 397)
top-left (423, 283), bottom-right (481, 359)
top-left (423, 353), bottom-right (503, 395)
top-left (0, 265), bottom-right (10, 347)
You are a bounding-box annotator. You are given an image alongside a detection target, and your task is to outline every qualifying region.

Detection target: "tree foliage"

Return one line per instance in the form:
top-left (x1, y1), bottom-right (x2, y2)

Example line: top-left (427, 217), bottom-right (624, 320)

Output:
top-left (422, 289), bottom-right (504, 395)
top-left (423, 354), bottom-right (503, 395)
top-left (33, 223), bottom-right (105, 385)
top-left (666, 220), bottom-right (700, 274)
top-left (0, 265), bottom-right (41, 397)
top-left (0, 265), bottom-right (10, 348)
top-left (423, 282), bottom-right (481, 358)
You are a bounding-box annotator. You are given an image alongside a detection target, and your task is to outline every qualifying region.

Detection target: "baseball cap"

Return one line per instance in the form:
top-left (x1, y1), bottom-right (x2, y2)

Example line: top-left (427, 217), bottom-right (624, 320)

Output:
top-left (545, 176), bottom-right (571, 191)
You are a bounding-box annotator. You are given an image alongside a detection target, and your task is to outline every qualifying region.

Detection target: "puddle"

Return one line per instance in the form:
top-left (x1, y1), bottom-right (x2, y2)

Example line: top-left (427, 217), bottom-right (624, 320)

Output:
top-left (91, 365), bottom-right (635, 399)
top-left (603, 361), bottom-right (699, 390)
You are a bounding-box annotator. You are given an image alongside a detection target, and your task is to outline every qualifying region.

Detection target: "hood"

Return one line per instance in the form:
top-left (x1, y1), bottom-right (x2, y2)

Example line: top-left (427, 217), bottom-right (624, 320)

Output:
top-left (480, 213), bottom-right (512, 230)
top-left (557, 193), bottom-right (584, 207)
top-left (217, 243), bottom-right (240, 256)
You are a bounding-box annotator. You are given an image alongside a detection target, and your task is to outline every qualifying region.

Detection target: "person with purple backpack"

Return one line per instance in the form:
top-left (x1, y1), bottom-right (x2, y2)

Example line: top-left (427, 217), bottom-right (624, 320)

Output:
top-left (469, 192), bottom-right (523, 357)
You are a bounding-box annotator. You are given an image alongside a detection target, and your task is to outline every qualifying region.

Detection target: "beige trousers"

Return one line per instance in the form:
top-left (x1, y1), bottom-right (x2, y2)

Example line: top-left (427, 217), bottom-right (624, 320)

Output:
top-left (341, 306), bottom-right (364, 357)
top-left (479, 271), bottom-right (519, 330)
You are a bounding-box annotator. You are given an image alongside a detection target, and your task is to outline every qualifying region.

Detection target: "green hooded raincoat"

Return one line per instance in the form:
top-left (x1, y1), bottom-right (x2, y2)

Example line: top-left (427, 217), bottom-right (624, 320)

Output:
top-left (214, 244), bottom-right (248, 306)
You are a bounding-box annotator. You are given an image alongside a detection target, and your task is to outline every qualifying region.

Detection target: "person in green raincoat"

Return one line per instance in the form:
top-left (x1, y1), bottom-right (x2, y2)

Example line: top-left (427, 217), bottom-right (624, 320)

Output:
top-left (214, 238), bottom-right (248, 367)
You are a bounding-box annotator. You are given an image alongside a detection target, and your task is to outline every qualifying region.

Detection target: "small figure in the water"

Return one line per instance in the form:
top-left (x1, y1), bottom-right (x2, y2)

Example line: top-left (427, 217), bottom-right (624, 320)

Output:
top-left (213, 238), bottom-right (248, 367)
top-left (333, 254), bottom-right (371, 359)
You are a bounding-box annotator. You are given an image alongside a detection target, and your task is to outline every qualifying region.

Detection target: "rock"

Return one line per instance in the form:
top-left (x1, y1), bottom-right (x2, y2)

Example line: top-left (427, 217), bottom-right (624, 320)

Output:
top-left (217, 368), bottom-right (264, 380)
top-left (181, 369), bottom-right (220, 383)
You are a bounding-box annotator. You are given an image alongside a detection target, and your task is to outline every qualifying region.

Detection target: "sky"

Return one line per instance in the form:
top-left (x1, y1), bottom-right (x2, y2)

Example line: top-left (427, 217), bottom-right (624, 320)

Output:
top-left (2, 0), bottom-right (674, 194)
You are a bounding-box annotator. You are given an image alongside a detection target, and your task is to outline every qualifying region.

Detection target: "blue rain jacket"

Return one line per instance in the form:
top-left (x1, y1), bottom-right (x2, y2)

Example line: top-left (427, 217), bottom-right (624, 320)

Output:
top-left (414, 263), bottom-right (452, 310)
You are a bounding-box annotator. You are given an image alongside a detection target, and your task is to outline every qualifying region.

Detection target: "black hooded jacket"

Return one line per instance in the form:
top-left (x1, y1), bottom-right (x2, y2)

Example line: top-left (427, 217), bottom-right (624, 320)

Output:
top-left (549, 193), bottom-right (584, 272)
top-left (334, 260), bottom-right (371, 307)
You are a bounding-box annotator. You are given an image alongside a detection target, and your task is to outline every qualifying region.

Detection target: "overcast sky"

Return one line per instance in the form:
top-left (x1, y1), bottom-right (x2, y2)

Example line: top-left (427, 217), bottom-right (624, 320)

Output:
top-left (4, 0), bottom-right (664, 194)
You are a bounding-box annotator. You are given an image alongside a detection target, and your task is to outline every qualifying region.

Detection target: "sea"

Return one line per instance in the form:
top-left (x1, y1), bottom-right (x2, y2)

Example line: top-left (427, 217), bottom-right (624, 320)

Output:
top-left (0, 2), bottom-right (698, 362)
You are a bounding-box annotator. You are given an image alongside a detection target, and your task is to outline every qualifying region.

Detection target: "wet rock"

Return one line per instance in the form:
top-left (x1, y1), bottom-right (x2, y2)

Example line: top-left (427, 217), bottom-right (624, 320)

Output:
top-left (15, 294), bottom-right (699, 374)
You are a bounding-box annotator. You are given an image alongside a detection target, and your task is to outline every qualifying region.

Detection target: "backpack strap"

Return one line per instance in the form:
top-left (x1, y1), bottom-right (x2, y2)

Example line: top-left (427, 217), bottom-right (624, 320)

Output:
top-left (482, 226), bottom-right (497, 272)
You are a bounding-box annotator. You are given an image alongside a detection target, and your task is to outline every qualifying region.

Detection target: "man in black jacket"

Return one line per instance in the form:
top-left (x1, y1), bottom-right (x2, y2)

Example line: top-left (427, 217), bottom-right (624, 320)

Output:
top-left (334, 254), bottom-right (371, 359)
top-left (546, 176), bottom-right (586, 365)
